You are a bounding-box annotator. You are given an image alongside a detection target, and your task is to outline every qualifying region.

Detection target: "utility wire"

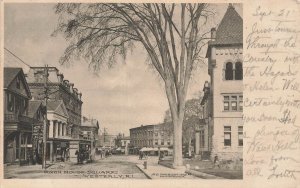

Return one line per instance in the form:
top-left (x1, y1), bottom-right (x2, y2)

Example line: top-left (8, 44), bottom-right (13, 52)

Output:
top-left (4, 47), bottom-right (32, 68)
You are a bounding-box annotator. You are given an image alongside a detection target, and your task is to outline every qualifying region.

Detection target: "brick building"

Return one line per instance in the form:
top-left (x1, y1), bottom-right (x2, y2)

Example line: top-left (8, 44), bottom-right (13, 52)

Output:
top-left (26, 66), bottom-right (85, 162)
top-left (201, 4), bottom-right (243, 160)
top-left (26, 67), bottom-right (83, 139)
top-left (129, 123), bottom-right (173, 154)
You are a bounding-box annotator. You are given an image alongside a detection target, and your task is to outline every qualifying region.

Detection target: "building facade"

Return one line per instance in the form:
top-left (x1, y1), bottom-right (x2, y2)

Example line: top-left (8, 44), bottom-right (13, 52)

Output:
top-left (26, 67), bottom-right (83, 139)
top-left (4, 68), bottom-right (33, 164)
top-left (203, 4), bottom-right (243, 160)
top-left (46, 100), bottom-right (71, 162)
top-left (115, 135), bottom-right (131, 154)
top-left (28, 100), bottom-right (45, 164)
top-left (26, 67), bottom-right (85, 163)
top-left (195, 81), bottom-right (212, 159)
top-left (130, 123), bottom-right (173, 154)
top-left (79, 116), bottom-right (100, 160)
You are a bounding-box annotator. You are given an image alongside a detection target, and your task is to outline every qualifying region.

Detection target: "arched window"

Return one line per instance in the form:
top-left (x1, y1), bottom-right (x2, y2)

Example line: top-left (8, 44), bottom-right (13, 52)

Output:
top-left (225, 62), bottom-right (233, 80)
top-left (235, 62), bottom-right (243, 80)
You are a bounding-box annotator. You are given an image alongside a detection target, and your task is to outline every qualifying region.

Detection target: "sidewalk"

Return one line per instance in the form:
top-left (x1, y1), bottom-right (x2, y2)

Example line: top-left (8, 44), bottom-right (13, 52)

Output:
top-left (136, 162), bottom-right (196, 179)
top-left (4, 162), bottom-right (73, 179)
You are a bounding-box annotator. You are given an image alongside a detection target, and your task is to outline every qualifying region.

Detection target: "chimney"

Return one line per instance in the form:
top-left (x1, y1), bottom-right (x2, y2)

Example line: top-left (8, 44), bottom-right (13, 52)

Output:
top-left (211, 28), bottom-right (216, 41)
top-left (69, 83), bottom-right (74, 93)
top-left (58, 73), bottom-right (64, 83)
top-left (63, 80), bottom-right (69, 87)
top-left (204, 81), bottom-right (209, 88)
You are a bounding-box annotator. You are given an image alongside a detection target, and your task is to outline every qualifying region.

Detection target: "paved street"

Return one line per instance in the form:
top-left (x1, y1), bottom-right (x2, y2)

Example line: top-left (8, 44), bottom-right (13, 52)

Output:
top-left (4, 155), bottom-right (150, 179)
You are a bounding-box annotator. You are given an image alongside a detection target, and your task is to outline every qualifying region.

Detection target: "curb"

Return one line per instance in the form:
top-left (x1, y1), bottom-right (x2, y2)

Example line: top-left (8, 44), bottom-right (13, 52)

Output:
top-left (185, 169), bottom-right (224, 179)
top-left (135, 164), bottom-right (152, 179)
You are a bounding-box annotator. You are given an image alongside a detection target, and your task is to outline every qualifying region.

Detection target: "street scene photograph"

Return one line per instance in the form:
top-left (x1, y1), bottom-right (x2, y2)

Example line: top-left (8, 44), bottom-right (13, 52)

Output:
top-left (3, 3), bottom-right (243, 179)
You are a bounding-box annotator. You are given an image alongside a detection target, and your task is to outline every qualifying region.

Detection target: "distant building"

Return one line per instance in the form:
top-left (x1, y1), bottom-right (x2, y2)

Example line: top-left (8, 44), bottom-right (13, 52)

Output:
top-left (80, 116), bottom-right (100, 160)
top-left (80, 116), bottom-right (99, 142)
top-left (201, 4), bottom-right (243, 160)
top-left (115, 134), bottom-right (131, 154)
top-left (195, 81), bottom-right (212, 159)
top-left (3, 68), bottom-right (33, 164)
top-left (129, 123), bottom-right (173, 154)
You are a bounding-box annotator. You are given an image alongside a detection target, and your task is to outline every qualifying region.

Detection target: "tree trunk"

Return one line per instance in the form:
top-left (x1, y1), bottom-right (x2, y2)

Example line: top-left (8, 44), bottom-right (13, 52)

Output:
top-left (165, 81), bottom-right (185, 168)
top-left (173, 116), bottom-right (184, 167)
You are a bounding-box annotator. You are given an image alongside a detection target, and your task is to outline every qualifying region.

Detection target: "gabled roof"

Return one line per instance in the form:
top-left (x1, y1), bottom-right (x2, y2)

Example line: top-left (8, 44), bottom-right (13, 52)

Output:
top-left (47, 100), bottom-right (69, 118)
top-left (4, 68), bottom-right (21, 88)
top-left (4, 67), bottom-right (32, 98)
top-left (28, 100), bottom-right (43, 118)
top-left (206, 4), bottom-right (243, 58)
top-left (215, 4), bottom-right (243, 45)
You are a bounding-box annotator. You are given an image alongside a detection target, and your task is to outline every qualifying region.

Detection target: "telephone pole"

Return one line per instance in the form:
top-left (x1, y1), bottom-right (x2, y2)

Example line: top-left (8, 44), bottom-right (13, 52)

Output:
top-left (42, 65), bottom-right (49, 169)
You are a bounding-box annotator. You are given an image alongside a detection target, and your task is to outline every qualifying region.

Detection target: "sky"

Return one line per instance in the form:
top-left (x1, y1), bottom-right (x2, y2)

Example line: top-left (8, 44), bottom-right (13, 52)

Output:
top-left (4, 3), bottom-right (242, 136)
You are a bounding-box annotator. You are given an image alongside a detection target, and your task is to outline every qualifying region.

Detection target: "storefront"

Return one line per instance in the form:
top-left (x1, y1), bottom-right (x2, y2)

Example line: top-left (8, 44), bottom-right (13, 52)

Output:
top-left (46, 139), bottom-right (71, 162)
top-left (4, 130), bottom-right (33, 165)
top-left (68, 139), bottom-right (92, 162)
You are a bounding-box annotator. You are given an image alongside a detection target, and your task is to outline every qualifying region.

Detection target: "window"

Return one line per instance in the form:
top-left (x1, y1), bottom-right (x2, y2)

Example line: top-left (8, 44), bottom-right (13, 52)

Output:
top-left (161, 131), bottom-right (164, 136)
top-left (224, 96), bottom-right (230, 111)
top-left (200, 130), bottom-right (205, 148)
top-left (238, 126), bottom-right (243, 146)
top-left (239, 96), bottom-right (243, 111)
top-left (225, 62), bottom-right (243, 80)
top-left (161, 139), bottom-right (164, 145)
top-left (155, 139), bottom-right (158, 145)
top-left (155, 132), bottom-right (158, 136)
top-left (22, 99), bottom-right (28, 115)
top-left (224, 126), bottom-right (231, 146)
top-left (167, 139), bottom-right (171, 145)
top-left (235, 62), bottom-right (243, 80)
top-left (223, 95), bottom-right (243, 111)
top-left (7, 93), bottom-right (14, 112)
top-left (231, 96), bottom-right (237, 110)
top-left (16, 76), bottom-right (21, 89)
top-left (225, 62), bottom-right (233, 80)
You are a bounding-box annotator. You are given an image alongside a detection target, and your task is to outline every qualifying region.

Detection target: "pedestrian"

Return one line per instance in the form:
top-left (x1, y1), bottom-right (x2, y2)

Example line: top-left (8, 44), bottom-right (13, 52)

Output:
top-left (66, 147), bottom-right (70, 161)
top-left (214, 155), bottom-right (220, 169)
top-left (75, 150), bottom-right (80, 164)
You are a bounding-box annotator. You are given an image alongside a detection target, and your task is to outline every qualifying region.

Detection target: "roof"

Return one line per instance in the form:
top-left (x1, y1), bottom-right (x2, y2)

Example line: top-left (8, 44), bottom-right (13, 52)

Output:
top-left (130, 124), bottom-right (155, 131)
top-left (28, 100), bottom-right (43, 118)
top-left (120, 136), bottom-right (131, 140)
top-left (4, 67), bottom-right (22, 88)
top-left (206, 5), bottom-right (243, 58)
top-left (214, 4), bottom-right (243, 45)
top-left (47, 100), bottom-right (63, 111)
top-left (4, 67), bottom-right (32, 98)
top-left (81, 118), bottom-right (99, 128)
top-left (47, 100), bottom-right (69, 118)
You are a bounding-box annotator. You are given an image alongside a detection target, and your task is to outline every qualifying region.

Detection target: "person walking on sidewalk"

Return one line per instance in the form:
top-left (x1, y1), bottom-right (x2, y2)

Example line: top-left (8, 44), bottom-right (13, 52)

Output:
top-left (214, 155), bottom-right (220, 169)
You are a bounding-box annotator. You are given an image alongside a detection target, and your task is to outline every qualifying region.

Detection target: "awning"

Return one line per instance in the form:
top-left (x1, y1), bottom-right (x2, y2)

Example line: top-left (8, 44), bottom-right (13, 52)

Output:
top-left (160, 147), bottom-right (169, 151)
top-left (140, 147), bottom-right (153, 151)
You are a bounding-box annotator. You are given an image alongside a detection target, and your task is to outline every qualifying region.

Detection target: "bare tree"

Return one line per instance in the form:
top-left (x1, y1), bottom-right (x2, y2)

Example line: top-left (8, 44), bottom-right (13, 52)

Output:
top-left (53, 3), bottom-right (211, 167)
